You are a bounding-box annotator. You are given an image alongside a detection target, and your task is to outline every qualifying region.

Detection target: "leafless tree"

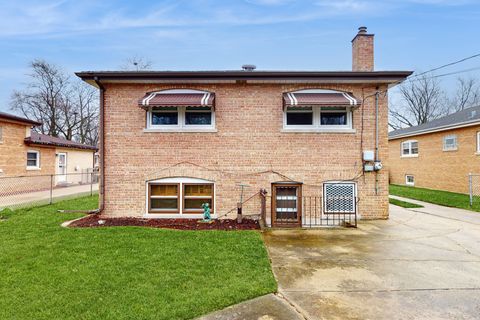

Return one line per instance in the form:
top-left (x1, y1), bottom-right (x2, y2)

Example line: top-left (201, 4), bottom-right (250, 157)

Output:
top-left (11, 59), bottom-right (69, 136)
top-left (449, 77), bottom-right (480, 112)
top-left (120, 55), bottom-right (153, 71)
top-left (10, 59), bottom-right (99, 146)
top-left (389, 74), bottom-right (448, 130)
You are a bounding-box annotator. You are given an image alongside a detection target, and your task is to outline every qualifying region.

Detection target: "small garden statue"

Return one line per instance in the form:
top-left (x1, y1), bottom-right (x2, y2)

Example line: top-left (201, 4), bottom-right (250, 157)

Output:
top-left (201, 202), bottom-right (211, 222)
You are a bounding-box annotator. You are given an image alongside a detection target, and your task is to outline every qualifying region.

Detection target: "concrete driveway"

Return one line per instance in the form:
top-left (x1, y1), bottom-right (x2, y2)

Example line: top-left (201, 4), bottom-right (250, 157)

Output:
top-left (263, 200), bottom-right (480, 320)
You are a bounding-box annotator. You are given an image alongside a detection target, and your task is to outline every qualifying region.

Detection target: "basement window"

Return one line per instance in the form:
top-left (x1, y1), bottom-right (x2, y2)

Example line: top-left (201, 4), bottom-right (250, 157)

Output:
top-left (401, 140), bottom-right (418, 157)
top-left (323, 182), bottom-right (356, 214)
top-left (405, 175), bottom-right (415, 186)
top-left (146, 178), bottom-right (214, 217)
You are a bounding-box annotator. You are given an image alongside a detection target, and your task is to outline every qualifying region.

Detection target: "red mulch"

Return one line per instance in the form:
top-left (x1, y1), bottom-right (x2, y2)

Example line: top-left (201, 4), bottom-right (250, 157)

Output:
top-left (69, 215), bottom-right (260, 230)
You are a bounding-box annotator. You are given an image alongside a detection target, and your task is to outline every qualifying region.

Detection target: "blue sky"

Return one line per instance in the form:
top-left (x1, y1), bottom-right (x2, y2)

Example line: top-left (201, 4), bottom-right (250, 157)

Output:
top-left (0, 0), bottom-right (479, 112)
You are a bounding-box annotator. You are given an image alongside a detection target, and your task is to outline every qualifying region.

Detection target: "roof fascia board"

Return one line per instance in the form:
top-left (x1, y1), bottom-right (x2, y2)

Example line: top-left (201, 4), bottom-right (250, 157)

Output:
top-left (389, 120), bottom-right (480, 140)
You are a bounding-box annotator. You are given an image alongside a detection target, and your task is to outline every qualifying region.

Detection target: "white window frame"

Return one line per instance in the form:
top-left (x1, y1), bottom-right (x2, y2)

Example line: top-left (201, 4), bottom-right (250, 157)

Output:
top-left (401, 140), bottom-right (418, 157)
top-left (283, 106), bottom-right (353, 132)
top-left (145, 177), bottom-right (216, 219)
top-left (443, 134), bottom-right (458, 151)
top-left (405, 175), bottom-right (415, 186)
top-left (26, 150), bottom-right (40, 170)
top-left (145, 106), bottom-right (216, 132)
top-left (476, 132), bottom-right (480, 154)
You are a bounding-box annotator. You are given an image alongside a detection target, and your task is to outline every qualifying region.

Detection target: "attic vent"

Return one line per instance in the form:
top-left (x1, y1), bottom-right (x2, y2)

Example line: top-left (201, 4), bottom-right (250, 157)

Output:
top-left (471, 110), bottom-right (477, 118)
top-left (242, 64), bottom-right (256, 71)
top-left (323, 182), bottom-right (356, 213)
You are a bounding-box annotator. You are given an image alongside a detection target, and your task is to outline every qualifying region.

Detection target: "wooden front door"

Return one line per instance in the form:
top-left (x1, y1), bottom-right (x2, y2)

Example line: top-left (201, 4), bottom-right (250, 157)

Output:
top-left (272, 183), bottom-right (302, 227)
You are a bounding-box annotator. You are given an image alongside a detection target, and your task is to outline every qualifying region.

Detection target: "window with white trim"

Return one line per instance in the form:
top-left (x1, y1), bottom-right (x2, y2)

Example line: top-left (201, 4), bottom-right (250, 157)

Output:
top-left (147, 106), bottom-right (215, 130)
top-left (147, 178), bottom-right (214, 215)
top-left (477, 132), bottom-right (480, 153)
top-left (405, 175), bottom-right (415, 186)
top-left (443, 134), bottom-right (457, 151)
top-left (26, 150), bottom-right (40, 169)
top-left (401, 140), bottom-right (418, 157)
top-left (284, 106), bottom-right (352, 130)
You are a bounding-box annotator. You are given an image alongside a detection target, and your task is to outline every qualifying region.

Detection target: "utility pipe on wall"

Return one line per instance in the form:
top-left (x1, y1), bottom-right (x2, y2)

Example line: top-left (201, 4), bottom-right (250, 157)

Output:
top-left (93, 77), bottom-right (105, 214)
top-left (374, 88), bottom-right (380, 195)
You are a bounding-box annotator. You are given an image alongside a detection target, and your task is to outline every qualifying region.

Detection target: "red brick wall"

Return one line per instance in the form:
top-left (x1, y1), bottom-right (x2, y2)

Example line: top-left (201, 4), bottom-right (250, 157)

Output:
top-left (102, 83), bottom-right (390, 220)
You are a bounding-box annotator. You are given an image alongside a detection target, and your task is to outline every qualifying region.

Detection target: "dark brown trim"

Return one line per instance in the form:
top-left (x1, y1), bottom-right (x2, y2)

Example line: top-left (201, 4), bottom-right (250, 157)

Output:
top-left (0, 112), bottom-right (42, 126)
top-left (76, 70), bottom-right (413, 84)
top-left (182, 183), bottom-right (214, 214)
top-left (271, 183), bottom-right (302, 227)
top-left (147, 183), bottom-right (181, 214)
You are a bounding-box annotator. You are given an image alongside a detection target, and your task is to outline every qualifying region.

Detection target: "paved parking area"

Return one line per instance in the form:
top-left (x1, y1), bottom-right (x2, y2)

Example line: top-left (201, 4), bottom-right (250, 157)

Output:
top-left (263, 200), bottom-right (480, 319)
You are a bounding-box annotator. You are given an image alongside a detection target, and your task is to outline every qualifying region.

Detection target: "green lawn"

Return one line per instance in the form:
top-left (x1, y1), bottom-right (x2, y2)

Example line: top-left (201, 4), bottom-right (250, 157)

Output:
top-left (0, 196), bottom-right (276, 320)
top-left (389, 197), bottom-right (424, 208)
top-left (389, 184), bottom-right (480, 212)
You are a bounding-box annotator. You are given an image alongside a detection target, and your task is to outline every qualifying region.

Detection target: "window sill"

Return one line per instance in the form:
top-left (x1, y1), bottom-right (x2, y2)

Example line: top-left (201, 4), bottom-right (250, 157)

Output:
top-left (475, 152), bottom-right (480, 156)
top-left (26, 167), bottom-right (41, 171)
top-left (401, 155), bottom-right (418, 158)
top-left (143, 128), bottom-right (217, 133)
top-left (443, 148), bottom-right (458, 152)
top-left (281, 128), bottom-right (356, 134)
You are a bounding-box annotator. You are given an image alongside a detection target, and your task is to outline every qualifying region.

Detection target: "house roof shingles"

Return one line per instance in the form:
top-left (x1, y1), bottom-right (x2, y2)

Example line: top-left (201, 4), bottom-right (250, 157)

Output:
top-left (389, 105), bottom-right (480, 140)
top-left (0, 111), bottom-right (42, 126)
top-left (25, 132), bottom-right (98, 151)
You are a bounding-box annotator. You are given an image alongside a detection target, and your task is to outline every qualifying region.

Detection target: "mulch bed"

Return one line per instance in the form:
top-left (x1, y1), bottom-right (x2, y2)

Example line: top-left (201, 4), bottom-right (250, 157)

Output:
top-left (69, 215), bottom-right (260, 230)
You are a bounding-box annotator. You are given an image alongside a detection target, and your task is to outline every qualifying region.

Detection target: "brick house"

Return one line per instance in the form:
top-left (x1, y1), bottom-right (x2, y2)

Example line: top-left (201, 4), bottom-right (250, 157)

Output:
top-left (0, 111), bottom-right (97, 187)
top-left (389, 105), bottom-right (480, 194)
top-left (77, 27), bottom-right (411, 227)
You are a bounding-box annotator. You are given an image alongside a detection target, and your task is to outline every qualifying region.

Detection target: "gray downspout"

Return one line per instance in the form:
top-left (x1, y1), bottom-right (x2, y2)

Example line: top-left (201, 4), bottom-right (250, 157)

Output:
top-left (94, 77), bottom-right (105, 214)
top-left (375, 89), bottom-right (379, 195)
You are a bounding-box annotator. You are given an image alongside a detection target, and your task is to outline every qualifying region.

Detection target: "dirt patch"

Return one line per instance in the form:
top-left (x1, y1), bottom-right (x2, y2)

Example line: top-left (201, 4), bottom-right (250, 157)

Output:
top-left (69, 215), bottom-right (260, 230)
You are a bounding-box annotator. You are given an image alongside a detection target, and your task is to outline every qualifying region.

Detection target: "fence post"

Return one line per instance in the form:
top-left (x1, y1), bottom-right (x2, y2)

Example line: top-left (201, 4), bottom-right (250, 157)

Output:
top-left (90, 171), bottom-right (94, 196)
top-left (50, 174), bottom-right (53, 205)
top-left (469, 173), bottom-right (473, 207)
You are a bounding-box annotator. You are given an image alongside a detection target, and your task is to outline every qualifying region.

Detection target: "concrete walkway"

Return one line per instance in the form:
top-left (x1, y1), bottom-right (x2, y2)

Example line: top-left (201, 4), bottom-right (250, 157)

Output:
top-left (195, 294), bottom-right (305, 320)
top-left (262, 202), bottom-right (480, 319)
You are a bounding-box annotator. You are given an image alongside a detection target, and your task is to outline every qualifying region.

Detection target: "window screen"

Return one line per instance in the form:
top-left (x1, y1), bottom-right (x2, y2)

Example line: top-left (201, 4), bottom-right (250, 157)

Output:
top-left (323, 183), bottom-right (356, 213)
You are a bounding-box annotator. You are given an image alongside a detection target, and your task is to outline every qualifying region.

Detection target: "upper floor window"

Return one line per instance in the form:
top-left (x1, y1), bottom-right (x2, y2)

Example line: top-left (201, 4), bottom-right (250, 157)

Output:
top-left (401, 140), bottom-right (418, 157)
top-left (284, 106), bottom-right (352, 130)
top-left (26, 150), bottom-right (40, 170)
top-left (443, 134), bottom-right (458, 151)
top-left (141, 89), bottom-right (216, 132)
top-left (282, 89), bottom-right (358, 132)
top-left (477, 132), bottom-right (480, 153)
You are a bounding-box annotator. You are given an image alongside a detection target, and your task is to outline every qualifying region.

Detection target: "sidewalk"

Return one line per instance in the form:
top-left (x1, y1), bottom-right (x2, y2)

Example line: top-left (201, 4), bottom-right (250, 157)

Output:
top-left (389, 195), bottom-right (480, 225)
top-left (0, 183), bottom-right (98, 210)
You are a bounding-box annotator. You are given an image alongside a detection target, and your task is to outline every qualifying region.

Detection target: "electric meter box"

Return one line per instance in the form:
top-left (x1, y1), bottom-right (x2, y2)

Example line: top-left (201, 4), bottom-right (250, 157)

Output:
top-left (363, 150), bottom-right (375, 162)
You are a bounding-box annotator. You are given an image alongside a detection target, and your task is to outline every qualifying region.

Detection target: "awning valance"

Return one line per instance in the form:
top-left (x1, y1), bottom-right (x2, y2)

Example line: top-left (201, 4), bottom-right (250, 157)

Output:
top-left (139, 90), bottom-right (215, 108)
top-left (283, 91), bottom-right (359, 108)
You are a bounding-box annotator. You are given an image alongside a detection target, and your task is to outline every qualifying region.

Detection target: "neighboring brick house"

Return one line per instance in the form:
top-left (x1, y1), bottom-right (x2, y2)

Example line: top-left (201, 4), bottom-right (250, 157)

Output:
top-left (77, 27), bottom-right (411, 227)
top-left (389, 105), bottom-right (480, 194)
top-left (0, 111), bottom-right (97, 186)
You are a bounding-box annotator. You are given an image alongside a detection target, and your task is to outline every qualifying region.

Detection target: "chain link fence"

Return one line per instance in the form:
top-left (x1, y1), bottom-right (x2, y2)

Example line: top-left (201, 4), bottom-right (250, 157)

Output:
top-left (0, 171), bottom-right (99, 211)
top-left (469, 173), bottom-right (480, 207)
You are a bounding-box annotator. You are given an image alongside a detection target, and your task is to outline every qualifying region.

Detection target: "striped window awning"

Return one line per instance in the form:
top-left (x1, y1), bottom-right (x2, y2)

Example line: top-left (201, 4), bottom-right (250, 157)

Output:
top-left (283, 91), bottom-right (359, 108)
top-left (139, 89), bottom-right (215, 108)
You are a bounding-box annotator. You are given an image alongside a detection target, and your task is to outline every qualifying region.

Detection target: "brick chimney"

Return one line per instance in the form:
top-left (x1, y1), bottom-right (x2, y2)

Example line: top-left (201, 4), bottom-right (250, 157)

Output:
top-left (352, 26), bottom-right (374, 71)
